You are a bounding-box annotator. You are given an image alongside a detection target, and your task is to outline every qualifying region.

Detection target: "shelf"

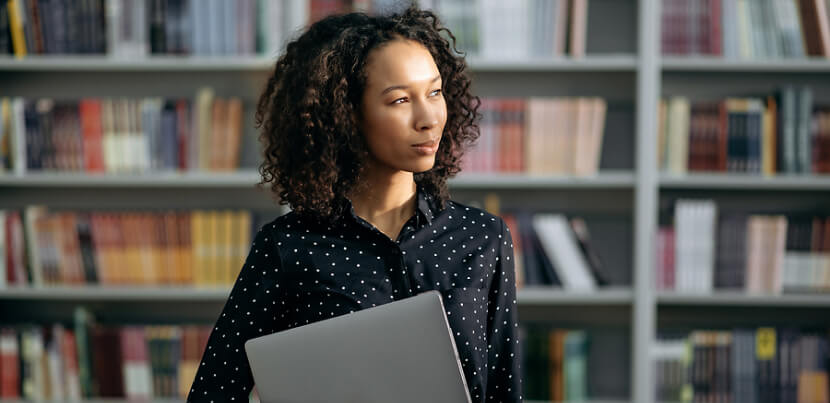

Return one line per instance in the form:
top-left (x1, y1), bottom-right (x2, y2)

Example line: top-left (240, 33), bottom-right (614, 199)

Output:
top-left (661, 56), bottom-right (830, 72)
top-left (0, 286), bottom-right (632, 305)
top-left (452, 171), bottom-right (636, 189)
top-left (657, 292), bottom-right (830, 308)
top-left (467, 55), bottom-right (638, 72)
top-left (0, 286), bottom-right (231, 301)
top-left (518, 287), bottom-right (633, 305)
top-left (0, 55), bottom-right (275, 71)
top-left (0, 171), bottom-right (636, 189)
top-left (0, 171), bottom-right (262, 188)
top-left (0, 54), bottom-right (638, 73)
top-left (659, 173), bottom-right (830, 191)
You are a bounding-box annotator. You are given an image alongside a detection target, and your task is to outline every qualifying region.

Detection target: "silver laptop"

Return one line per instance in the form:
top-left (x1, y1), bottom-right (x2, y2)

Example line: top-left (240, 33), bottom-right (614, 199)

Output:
top-left (244, 290), bottom-right (473, 403)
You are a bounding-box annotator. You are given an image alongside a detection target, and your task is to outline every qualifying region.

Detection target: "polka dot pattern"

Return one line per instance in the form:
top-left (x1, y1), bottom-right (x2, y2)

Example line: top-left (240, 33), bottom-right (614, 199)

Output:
top-left (187, 186), bottom-right (522, 402)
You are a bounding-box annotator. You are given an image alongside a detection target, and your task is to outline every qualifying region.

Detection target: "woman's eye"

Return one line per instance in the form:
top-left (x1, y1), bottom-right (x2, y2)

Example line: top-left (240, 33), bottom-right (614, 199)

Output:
top-left (393, 97), bottom-right (408, 104)
top-left (430, 89), bottom-right (442, 96)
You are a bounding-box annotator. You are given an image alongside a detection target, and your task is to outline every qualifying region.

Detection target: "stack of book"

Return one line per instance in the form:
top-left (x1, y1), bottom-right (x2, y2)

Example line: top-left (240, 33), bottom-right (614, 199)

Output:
top-left (658, 87), bottom-right (829, 175)
top-left (656, 199), bottom-right (830, 294)
top-left (0, 207), bottom-right (255, 288)
top-left (661, 0), bottom-right (830, 59)
top-left (502, 212), bottom-right (609, 292)
top-left (520, 326), bottom-right (588, 402)
top-left (0, 309), bottom-right (211, 400)
top-left (462, 97), bottom-right (607, 176)
top-left (0, 0), bottom-right (304, 58)
top-left (0, 89), bottom-right (244, 175)
top-left (654, 328), bottom-right (830, 403)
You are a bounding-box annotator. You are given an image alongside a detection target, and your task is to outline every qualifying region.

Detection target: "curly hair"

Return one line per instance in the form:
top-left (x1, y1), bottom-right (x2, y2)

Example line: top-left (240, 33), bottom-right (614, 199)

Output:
top-left (254, 5), bottom-right (480, 223)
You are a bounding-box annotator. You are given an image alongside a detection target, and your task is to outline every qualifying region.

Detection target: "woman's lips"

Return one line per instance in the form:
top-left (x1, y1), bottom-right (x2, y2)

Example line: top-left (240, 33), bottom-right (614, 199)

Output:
top-left (412, 139), bottom-right (439, 154)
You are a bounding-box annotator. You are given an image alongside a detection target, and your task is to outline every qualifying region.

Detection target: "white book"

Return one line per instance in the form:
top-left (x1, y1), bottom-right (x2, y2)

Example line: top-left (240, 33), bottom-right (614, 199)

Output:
top-left (10, 98), bottom-right (26, 175)
top-left (701, 200), bottom-right (717, 293)
top-left (284, 0), bottom-right (310, 42)
top-left (722, 0), bottom-right (738, 58)
top-left (532, 214), bottom-right (596, 291)
top-left (223, 0), bottom-right (237, 55)
top-left (22, 328), bottom-right (45, 400)
top-left (261, 0), bottom-right (284, 58)
top-left (48, 326), bottom-right (65, 400)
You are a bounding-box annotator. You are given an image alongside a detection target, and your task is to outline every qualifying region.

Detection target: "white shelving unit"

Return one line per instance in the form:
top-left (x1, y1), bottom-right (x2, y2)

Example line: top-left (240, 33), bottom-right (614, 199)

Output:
top-left (3, 0), bottom-right (830, 402)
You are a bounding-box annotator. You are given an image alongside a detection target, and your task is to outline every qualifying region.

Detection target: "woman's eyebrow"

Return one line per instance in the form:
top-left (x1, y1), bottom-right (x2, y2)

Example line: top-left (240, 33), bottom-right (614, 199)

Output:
top-left (381, 75), bottom-right (441, 95)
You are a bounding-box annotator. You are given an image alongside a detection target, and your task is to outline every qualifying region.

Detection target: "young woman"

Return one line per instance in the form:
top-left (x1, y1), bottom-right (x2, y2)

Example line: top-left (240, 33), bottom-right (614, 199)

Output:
top-left (188, 6), bottom-right (521, 402)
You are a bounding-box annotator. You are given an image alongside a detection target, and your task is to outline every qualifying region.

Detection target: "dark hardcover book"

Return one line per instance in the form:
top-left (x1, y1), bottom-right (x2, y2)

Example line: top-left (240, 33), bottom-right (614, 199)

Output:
top-left (747, 104), bottom-right (763, 174)
top-left (92, 326), bottom-right (124, 397)
top-left (161, 101), bottom-right (178, 170)
top-left (568, 217), bottom-right (609, 286)
top-left (796, 87), bottom-right (814, 174)
top-left (0, 4), bottom-right (12, 54)
top-left (75, 212), bottom-right (99, 284)
top-left (149, 0), bottom-right (166, 53)
top-left (64, 0), bottom-right (80, 53)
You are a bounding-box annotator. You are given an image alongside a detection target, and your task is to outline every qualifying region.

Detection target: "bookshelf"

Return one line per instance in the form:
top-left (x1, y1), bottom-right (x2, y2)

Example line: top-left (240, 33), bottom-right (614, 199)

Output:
top-left (3, 0), bottom-right (830, 402)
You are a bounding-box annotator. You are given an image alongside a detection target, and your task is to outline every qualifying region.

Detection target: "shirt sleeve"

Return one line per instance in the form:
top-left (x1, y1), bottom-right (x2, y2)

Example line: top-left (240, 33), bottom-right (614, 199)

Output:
top-left (187, 224), bottom-right (283, 402)
top-left (485, 218), bottom-right (523, 402)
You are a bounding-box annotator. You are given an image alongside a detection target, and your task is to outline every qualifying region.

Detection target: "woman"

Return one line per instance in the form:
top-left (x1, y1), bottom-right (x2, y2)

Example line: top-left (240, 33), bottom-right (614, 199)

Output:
top-left (188, 6), bottom-right (521, 402)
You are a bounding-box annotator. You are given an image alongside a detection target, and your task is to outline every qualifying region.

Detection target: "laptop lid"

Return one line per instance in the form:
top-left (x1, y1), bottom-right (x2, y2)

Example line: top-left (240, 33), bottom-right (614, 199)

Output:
top-left (244, 290), bottom-right (472, 403)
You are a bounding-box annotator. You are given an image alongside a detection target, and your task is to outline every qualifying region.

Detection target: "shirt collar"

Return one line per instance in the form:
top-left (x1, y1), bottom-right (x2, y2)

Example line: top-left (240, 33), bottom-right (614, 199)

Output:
top-left (343, 183), bottom-right (436, 226)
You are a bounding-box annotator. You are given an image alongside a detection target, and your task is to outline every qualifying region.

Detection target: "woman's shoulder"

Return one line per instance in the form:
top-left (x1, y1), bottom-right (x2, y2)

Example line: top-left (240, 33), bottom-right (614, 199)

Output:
top-left (442, 199), bottom-right (507, 236)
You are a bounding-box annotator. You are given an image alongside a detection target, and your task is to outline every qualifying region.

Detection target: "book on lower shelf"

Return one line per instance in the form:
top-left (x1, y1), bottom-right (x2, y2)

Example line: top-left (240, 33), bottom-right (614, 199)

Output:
top-left (655, 328), bottom-right (830, 403)
top-left (0, 206), bottom-right (270, 289)
top-left (656, 198), bottom-right (830, 294)
top-left (0, 307), bottom-right (212, 400)
top-left (501, 211), bottom-right (613, 292)
top-left (659, 87), bottom-right (830, 176)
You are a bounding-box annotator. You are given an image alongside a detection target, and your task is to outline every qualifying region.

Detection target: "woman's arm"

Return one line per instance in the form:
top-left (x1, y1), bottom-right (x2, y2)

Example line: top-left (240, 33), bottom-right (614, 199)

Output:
top-left (187, 224), bottom-right (282, 402)
top-left (485, 219), bottom-right (523, 402)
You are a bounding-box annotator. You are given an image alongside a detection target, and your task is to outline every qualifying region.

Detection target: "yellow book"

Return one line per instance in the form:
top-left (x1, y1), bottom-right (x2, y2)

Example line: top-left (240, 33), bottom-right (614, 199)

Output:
top-left (123, 214), bottom-right (143, 285)
top-left (220, 210), bottom-right (234, 285)
top-left (195, 88), bottom-right (214, 171)
top-left (190, 211), bottom-right (204, 286)
top-left (233, 210), bottom-right (252, 284)
top-left (7, 0), bottom-right (27, 58)
top-left (178, 212), bottom-right (193, 285)
top-left (206, 211), bottom-right (219, 286)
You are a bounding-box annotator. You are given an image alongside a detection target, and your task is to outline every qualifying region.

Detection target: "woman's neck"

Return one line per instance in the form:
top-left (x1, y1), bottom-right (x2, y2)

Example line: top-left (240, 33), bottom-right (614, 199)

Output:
top-left (348, 167), bottom-right (417, 241)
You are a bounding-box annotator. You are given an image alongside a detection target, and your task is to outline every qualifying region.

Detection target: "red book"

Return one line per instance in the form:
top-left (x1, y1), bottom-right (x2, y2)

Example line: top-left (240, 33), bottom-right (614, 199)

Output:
top-left (0, 329), bottom-right (20, 398)
top-left (79, 99), bottom-right (105, 173)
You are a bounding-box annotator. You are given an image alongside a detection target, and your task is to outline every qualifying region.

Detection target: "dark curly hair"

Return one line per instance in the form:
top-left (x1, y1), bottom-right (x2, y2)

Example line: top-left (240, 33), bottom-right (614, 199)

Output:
top-left (254, 5), bottom-right (480, 223)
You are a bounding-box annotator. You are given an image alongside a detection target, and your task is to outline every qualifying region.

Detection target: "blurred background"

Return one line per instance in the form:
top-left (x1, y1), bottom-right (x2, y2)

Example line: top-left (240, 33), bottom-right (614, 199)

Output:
top-left (1, 0), bottom-right (830, 402)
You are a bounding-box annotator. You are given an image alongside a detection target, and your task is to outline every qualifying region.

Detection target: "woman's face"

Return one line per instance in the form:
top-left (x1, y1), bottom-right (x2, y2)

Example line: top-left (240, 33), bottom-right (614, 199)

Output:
top-left (360, 39), bottom-right (447, 175)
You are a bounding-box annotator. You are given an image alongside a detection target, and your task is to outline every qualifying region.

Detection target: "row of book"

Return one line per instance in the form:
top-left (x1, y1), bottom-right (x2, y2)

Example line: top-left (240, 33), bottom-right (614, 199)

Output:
top-left (658, 87), bottom-right (829, 175)
top-left (654, 328), bottom-right (829, 403)
top-left (661, 0), bottom-right (830, 59)
top-left (519, 326), bottom-right (588, 401)
top-left (428, 0), bottom-right (590, 59)
top-left (0, 207), bottom-right (256, 288)
top-left (0, 309), bottom-right (211, 399)
top-left (285, 0), bottom-right (593, 60)
top-left (502, 213), bottom-right (609, 292)
top-left (461, 97), bottom-right (607, 176)
top-left (656, 199), bottom-right (830, 294)
top-left (0, 90), bottom-right (245, 175)
top-left (0, 0), bottom-right (307, 58)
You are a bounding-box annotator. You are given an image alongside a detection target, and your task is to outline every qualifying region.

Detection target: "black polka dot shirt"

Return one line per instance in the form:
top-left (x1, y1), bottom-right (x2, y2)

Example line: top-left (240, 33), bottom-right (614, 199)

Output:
top-left (188, 186), bottom-right (522, 402)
